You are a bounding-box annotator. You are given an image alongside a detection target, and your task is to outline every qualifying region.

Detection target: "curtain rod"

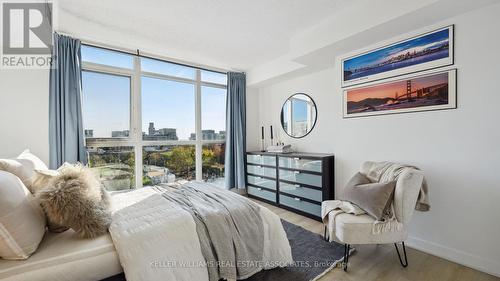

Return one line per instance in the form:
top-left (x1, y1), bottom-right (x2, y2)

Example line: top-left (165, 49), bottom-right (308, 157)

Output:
top-left (55, 31), bottom-right (230, 75)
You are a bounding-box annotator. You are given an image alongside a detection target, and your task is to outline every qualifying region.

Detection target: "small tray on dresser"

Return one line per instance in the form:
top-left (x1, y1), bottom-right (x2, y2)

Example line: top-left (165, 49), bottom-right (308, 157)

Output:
top-left (245, 151), bottom-right (334, 221)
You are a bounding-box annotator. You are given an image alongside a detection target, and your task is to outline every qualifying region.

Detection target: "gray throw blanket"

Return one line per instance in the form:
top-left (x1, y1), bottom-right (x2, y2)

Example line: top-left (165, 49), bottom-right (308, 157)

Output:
top-left (364, 161), bottom-right (430, 211)
top-left (155, 182), bottom-right (264, 281)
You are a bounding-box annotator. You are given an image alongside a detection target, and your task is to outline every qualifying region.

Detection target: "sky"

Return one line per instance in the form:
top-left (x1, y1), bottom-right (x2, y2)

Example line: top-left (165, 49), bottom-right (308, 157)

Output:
top-left (346, 72), bottom-right (448, 102)
top-left (344, 28), bottom-right (449, 71)
top-left (81, 46), bottom-right (227, 140)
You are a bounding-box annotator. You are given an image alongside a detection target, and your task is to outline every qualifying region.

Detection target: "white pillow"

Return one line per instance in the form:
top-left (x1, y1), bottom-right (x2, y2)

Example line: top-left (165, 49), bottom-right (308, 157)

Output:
top-left (0, 171), bottom-right (46, 260)
top-left (0, 149), bottom-right (48, 193)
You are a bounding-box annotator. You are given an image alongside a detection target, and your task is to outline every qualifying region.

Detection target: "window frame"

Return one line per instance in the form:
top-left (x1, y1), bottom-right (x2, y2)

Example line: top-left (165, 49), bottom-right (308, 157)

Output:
top-left (82, 46), bottom-right (227, 188)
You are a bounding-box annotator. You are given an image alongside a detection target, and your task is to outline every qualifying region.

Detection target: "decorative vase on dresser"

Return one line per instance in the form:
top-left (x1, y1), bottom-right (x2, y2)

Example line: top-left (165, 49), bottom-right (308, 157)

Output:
top-left (245, 151), bottom-right (335, 221)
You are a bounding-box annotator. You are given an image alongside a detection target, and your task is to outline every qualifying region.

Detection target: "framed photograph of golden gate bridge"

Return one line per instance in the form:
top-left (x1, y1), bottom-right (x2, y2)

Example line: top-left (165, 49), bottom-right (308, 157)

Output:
top-left (341, 25), bottom-right (454, 88)
top-left (343, 68), bottom-right (456, 118)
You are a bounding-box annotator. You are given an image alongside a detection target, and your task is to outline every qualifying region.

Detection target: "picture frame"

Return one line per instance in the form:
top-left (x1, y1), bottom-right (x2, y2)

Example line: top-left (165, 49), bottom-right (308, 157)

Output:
top-left (341, 25), bottom-right (454, 88)
top-left (343, 68), bottom-right (457, 118)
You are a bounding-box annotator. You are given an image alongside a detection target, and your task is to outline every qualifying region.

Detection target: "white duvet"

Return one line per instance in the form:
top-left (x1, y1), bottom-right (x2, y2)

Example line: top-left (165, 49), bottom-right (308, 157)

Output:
top-left (109, 187), bottom-right (293, 281)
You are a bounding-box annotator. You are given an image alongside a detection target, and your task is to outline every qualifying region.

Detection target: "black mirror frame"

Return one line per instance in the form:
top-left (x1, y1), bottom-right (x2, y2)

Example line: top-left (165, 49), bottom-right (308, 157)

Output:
top-left (280, 93), bottom-right (318, 139)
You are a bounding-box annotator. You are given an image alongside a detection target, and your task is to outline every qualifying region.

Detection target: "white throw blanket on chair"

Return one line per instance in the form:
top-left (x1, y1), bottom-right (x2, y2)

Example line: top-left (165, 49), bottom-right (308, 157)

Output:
top-left (321, 200), bottom-right (366, 241)
top-left (365, 161), bottom-right (430, 212)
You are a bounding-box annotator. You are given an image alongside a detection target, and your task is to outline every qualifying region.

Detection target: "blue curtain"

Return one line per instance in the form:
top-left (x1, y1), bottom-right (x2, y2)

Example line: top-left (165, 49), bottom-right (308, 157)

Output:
top-left (224, 72), bottom-right (246, 189)
top-left (49, 33), bottom-right (87, 169)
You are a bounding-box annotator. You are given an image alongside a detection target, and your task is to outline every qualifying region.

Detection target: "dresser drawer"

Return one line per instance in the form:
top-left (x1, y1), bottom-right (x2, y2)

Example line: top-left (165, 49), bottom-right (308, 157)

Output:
top-left (247, 154), bottom-right (276, 166)
top-left (279, 182), bottom-right (322, 202)
top-left (247, 175), bottom-right (276, 190)
top-left (279, 157), bottom-right (322, 173)
top-left (279, 169), bottom-right (322, 187)
top-left (248, 186), bottom-right (276, 203)
top-left (279, 194), bottom-right (321, 217)
top-left (247, 165), bottom-right (276, 178)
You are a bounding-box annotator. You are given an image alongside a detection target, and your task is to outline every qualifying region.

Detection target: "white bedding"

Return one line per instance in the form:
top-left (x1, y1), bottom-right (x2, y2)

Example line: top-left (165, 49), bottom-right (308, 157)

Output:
top-left (0, 230), bottom-right (121, 281)
top-left (109, 186), bottom-right (293, 281)
top-left (0, 186), bottom-right (293, 281)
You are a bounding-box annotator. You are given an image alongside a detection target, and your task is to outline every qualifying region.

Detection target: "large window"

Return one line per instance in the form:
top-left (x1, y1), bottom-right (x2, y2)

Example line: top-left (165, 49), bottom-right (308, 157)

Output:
top-left (87, 146), bottom-right (135, 191)
top-left (202, 143), bottom-right (225, 185)
top-left (141, 77), bottom-right (195, 141)
top-left (82, 71), bottom-right (131, 139)
top-left (201, 86), bottom-right (226, 140)
top-left (143, 145), bottom-right (195, 184)
top-left (81, 45), bottom-right (227, 190)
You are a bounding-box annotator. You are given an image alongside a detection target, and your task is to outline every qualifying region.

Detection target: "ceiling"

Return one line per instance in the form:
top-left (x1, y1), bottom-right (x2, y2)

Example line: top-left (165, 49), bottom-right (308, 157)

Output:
top-left (57, 0), bottom-right (361, 71)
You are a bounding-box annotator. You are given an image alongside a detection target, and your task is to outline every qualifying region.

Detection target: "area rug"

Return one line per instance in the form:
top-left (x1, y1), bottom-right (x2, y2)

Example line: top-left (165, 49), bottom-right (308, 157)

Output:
top-left (243, 220), bottom-right (353, 281)
top-left (102, 220), bottom-right (353, 281)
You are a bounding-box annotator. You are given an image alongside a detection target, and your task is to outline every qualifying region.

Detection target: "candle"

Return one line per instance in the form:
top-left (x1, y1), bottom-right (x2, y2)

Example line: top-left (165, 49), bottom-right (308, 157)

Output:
top-left (261, 126), bottom-right (264, 139)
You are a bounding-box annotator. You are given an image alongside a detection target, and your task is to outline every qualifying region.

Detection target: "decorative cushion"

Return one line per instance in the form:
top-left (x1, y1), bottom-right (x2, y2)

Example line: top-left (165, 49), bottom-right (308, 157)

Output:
top-left (36, 164), bottom-right (111, 238)
top-left (0, 171), bottom-right (46, 260)
top-left (342, 172), bottom-right (396, 220)
top-left (0, 150), bottom-right (49, 193)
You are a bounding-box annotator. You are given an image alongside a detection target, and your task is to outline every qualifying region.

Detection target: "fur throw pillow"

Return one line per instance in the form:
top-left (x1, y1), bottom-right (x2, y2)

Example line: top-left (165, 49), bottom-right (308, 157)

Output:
top-left (32, 169), bottom-right (70, 233)
top-left (36, 163), bottom-right (111, 238)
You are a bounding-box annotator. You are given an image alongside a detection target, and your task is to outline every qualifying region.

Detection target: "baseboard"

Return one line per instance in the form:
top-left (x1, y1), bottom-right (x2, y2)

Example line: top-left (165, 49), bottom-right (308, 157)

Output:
top-left (406, 236), bottom-right (500, 278)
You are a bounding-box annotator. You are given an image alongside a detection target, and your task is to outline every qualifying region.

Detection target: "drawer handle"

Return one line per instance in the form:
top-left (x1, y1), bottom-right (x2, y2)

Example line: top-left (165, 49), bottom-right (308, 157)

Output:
top-left (256, 165), bottom-right (262, 168)
top-left (294, 184), bottom-right (301, 188)
top-left (293, 171), bottom-right (300, 174)
top-left (257, 188), bottom-right (263, 191)
top-left (293, 157), bottom-right (300, 160)
top-left (294, 197), bottom-right (301, 201)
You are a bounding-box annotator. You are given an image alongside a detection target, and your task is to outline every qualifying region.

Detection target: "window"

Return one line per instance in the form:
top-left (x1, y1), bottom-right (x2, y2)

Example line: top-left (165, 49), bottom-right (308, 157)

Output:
top-left (82, 71), bottom-right (131, 139)
top-left (201, 86), bottom-right (226, 140)
top-left (81, 45), bottom-right (133, 69)
top-left (142, 77), bottom-right (195, 141)
top-left (202, 143), bottom-right (225, 187)
top-left (201, 70), bottom-right (227, 85)
top-left (143, 145), bottom-right (195, 184)
top-left (87, 146), bottom-right (135, 191)
top-left (141, 58), bottom-right (196, 80)
top-left (81, 45), bottom-right (227, 190)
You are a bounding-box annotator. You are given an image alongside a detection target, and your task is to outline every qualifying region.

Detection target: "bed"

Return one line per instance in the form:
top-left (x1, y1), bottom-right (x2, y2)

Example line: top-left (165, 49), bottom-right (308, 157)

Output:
top-left (0, 183), bottom-right (293, 281)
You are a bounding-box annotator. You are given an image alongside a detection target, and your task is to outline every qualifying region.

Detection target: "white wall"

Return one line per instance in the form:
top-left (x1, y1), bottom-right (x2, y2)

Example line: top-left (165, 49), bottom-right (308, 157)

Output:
top-left (0, 69), bottom-right (50, 163)
top-left (247, 3), bottom-right (500, 277)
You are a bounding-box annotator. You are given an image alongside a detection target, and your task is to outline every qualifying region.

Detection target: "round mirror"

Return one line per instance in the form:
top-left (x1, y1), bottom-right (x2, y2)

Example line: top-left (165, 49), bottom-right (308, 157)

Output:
top-left (280, 93), bottom-right (317, 138)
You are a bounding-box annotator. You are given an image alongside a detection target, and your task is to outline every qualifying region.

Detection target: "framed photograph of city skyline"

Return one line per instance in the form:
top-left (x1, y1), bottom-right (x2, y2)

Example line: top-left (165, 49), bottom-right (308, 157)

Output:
top-left (341, 25), bottom-right (454, 88)
top-left (343, 68), bottom-right (456, 118)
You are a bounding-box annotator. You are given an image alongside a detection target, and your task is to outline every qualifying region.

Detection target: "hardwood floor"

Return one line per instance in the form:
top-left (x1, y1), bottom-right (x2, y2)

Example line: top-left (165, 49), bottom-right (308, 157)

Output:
top-left (252, 199), bottom-right (499, 281)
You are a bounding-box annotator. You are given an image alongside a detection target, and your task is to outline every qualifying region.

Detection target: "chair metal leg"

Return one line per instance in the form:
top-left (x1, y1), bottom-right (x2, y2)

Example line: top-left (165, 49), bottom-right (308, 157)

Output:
top-left (394, 242), bottom-right (408, 268)
top-left (343, 244), bottom-right (350, 271)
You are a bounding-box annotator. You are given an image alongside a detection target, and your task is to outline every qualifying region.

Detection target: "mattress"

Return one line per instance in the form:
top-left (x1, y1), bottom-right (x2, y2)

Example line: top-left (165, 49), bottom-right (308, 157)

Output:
top-left (0, 227), bottom-right (122, 281)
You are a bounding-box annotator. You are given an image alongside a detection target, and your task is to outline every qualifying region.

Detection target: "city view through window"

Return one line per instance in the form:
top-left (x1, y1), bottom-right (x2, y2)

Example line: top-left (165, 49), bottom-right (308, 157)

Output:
top-left (81, 45), bottom-right (227, 190)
